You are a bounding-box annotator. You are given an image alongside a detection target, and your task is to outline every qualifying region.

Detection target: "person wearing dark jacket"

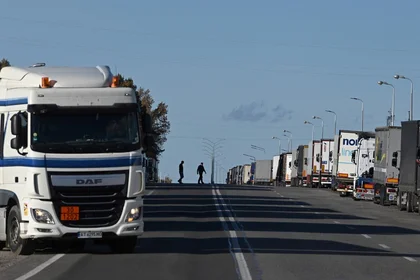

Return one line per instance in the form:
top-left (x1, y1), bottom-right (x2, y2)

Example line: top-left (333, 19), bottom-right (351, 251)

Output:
top-left (197, 162), bottom-right (206, 184)
top-left (178, 161), bottom-right (184, 184)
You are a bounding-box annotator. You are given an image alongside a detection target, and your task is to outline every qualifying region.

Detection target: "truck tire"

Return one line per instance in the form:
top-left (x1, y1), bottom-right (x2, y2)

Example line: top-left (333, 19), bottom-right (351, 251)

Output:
top-left (7, 205), bottom-right (34, 255)
top-left (0, 241), bottom-right (6, 250)
top-left (109, 236), bottom-right (138, 254)
top-left (407, 192), bottom-right (414, 213)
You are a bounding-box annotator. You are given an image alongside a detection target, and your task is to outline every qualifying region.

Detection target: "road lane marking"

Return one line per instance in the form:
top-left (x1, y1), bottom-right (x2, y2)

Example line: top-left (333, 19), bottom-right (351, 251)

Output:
top-left (14, 254), bottom-right (65, 280)
top-left (346, 226), bottom-right (355, 230)
top-left (361, 234), bottom-right (371, 239)
top-left (403, 257), bottom-right (417, 262)
top-left (314, 212), bottom-right (320, 214)
top-left (333, 221), bottom-right (340, 224)
top-left (212, 187), bottom-right (252, 280)
top-left (379, 244), bottom-right (390, 249)
top-left (280, 195), bottom-right (284, 197)
top-left (300, 205), bottom-right (305, 208)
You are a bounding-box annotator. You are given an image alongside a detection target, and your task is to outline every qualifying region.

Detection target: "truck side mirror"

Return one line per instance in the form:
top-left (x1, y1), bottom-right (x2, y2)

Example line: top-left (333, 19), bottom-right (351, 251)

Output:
top-left (351, 150), bottom-right (356, 164)
top-left (329, 151), bottom-right (333, 161)
top-left (304, 158), bottom-right (308, 165)
top-left (391, 158), bottom-right (397, 167)
top-left (293, 160), bottom-right (298, 167)
top-left (10, 112), bottom-right (28, 151)
top-left (316, 154), bottom-right (320, 162)
top-left (392, 151), bottom-right (398, 158)
top-left (288, 162), bottom-right (291, 168)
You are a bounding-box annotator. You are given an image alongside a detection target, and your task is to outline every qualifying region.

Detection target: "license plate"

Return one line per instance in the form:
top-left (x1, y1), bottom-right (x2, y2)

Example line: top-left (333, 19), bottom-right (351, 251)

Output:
top-left (389, 195), bottom-right (395, 201)
top-left (77, 231), bottom-right (103, 239)
top-left (60, 206), bottom-right (80, 221)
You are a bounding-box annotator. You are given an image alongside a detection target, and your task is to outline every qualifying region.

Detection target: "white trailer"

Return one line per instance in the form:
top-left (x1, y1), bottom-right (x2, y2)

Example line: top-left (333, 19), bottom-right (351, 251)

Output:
top-left (241, 164), bottom-right (251, 185)
top-left (320, 139), bottom-right (334, 187)
top-left (0, 63), bottom-right (151, 255)
top-left (310, 141), bottom-right (321, 187)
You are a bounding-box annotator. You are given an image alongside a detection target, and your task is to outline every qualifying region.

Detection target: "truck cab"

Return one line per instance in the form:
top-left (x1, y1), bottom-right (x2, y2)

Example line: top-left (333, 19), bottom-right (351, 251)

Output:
top-left (0, 63), bottom-right (152, 255)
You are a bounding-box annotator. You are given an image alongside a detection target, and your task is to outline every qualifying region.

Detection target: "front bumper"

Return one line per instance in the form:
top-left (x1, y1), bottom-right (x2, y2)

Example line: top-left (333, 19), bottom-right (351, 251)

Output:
top-left (20, 198), bottom-right (144, 240)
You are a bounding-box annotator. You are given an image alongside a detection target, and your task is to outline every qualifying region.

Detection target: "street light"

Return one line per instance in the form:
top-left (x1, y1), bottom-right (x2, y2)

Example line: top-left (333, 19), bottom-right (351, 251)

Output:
top-left (243, 153), bottom-right (256, 162)
top-left (251, 144), bottom-right (266, 153)
top-left (283, 130), bottom-right (292, 151)
top-left (325, 110), bottom-right (337, 136)
top-left (350, 97), bottom-right (364, 131)
top-left (202, 138), bottom-right (225, 184)
top-left (378, 81), bottom-right (395, 126)
top-left (394, 74), bottom-right (414, 121)
top-left (272, 136), bottom-right (282, 156)
top-left (303, 121), bottom-right (314, 142)
top-left (312, 116), bottom-right (324, 139)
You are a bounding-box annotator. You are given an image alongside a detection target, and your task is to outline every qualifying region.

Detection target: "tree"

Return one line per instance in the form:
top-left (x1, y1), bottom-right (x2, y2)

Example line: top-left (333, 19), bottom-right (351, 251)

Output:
top-left (0, 58), bottom-right (10, 70)
top-left (117, 75), bottom-right (170, 159)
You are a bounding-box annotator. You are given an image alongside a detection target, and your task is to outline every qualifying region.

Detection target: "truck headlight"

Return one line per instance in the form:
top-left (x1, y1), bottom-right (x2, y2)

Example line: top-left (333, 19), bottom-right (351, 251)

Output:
top-left (126, 207), bottom-right (141, 223)
top-left (31, 209), bottom-right (55, 224)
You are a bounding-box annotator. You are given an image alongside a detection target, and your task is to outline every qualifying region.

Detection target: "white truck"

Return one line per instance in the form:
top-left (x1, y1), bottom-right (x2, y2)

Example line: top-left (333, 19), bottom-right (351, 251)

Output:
top-left (351, 133), bottom-right (376, 200)
top-left (0, 63), bottom-right (152, 255)
top-left (332, 130), bottom-right (374, 197)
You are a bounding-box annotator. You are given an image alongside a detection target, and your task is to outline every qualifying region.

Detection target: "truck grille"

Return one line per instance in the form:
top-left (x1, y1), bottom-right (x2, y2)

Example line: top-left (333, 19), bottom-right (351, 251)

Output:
top-left (48, 171), bottom-right (128, 228)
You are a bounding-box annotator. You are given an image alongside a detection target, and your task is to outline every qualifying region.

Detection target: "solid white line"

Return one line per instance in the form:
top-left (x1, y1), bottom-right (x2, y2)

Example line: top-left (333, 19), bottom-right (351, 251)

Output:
top-left (14, 254), bottom-right (65, 280)
top-left (378, 244), bottom-right (390, 249)
top-left (333, 221), bottom-right (340, 224)
top-left (213, 187), bottom-right (252, 280)
top-left (361, 234), bottom-right (371, 239)
top-left (403, 257), bottom-right (417, 262)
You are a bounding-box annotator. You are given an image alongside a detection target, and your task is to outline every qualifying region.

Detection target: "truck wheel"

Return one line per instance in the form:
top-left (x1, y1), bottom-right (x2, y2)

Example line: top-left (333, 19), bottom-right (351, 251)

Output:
top-left (407, 193), bottom-right (414, 213)
top-left (0, 241), bottom-right (6, 250)
top-left (109, 236), bottom-right (138, 254)
top-left (7, 205), bottom-right (34, 255)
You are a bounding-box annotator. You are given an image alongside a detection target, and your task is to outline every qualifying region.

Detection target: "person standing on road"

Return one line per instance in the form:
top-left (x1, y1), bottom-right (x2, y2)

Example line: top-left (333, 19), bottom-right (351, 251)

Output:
top-left (178, 160), bottom-right (184, 184)
top-left (197, 162), bottom-right (206, 184)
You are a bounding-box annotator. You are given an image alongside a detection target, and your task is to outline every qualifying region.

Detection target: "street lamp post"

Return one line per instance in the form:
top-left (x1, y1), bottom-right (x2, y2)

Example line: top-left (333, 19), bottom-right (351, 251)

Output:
top-left (283, 130), bottom-right (292, 151)
top-left (378, 81), bottom-right (396, 126)
top-left (312, 116), bottom-right (324, 139)
top-left (272, 136), bottom-right (282, 156)
top-left (202, 138), bottom-right (225, 184)
top-left (394, 74), bottom-right (414, 121)
top-left (325, 110), bottom-right (337, 136)
top-left (303, 121), bottom-right (314, 142)
top-left (350, 97), bottom-right (364, 131)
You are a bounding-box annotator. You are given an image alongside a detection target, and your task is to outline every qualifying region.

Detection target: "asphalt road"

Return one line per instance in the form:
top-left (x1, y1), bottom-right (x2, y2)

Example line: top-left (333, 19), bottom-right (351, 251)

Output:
top-left (2, 184), bottom-right (420, 280)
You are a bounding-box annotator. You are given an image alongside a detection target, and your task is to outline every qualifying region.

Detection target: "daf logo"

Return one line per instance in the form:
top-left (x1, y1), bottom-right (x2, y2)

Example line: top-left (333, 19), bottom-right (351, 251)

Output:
top-left (76, 179), bottom-right (102, 185)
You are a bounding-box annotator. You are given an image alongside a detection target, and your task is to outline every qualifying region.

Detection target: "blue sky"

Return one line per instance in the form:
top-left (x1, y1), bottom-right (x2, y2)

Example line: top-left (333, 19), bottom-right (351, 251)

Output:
top-left (3, 0), bottom-right (420, 183)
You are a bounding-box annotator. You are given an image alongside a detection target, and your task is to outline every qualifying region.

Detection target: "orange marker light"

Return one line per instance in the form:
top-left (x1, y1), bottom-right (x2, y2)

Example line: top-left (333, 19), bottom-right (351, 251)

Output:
top-left (111, 76), bottom-right (119, 88)
top-left (41, 77), bottom-right (50, 88)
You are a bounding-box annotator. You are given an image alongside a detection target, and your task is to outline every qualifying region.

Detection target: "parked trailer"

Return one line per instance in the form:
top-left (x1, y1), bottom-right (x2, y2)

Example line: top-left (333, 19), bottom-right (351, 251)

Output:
top-left (372, 126), bottom-right (401, 206)
top-left (320, 139), bottom-right (334, 187)
top-left (241, 164), bottom-right (252, 185)
top-left (302, 145), bottom-right (309, 186)
top-left (295, 145), bottom-right (306, 187)
top-left (331, 134), bottom-right (340, 191)
top-left (254, 160), bottom-right (272, 185)
top-left (291, 149), bottom-right (298, 186)
top-left (395, 121), bottom-right (420, 213)
top-left (333, 130), bottom-right (375, 197)
top-left (272, 155), bottom-right (280, 186)
top-left (277, 153), bottom-right (292, 187)
top-left (351, 132), bottom-right (375, 201)
top-left (309, 141), bottom-right (321, 187)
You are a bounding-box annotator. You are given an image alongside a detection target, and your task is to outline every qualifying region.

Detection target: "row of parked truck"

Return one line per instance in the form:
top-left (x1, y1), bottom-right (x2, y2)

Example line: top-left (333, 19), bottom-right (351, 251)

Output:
top-left (227, 121), bottom-right (420, 212)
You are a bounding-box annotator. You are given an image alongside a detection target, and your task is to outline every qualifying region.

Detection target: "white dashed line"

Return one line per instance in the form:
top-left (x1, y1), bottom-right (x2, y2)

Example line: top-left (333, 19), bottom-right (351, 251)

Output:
top-left (361, 234), bottom-right (371, 239)
top-left (403, 257), bottom-right (417, 262)
top-left (14, 254), bottom-right (65, 280)
top-left (314, 212), bottom-right (320, 214)
top-left (280, 195), bottom-right (284, 197)
top-left (378, 244), bottom-right (390, 249)
top-left (333, 221), bottom-right (340, 224)
top-left (346, 226), bottom-right (355, 230)
top-left (300, 205), bottom-right (305, 208)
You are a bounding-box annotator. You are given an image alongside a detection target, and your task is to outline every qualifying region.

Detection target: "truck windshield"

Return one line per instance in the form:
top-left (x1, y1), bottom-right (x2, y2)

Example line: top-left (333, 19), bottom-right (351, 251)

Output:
top-left (30, 110), bottom-right (141, 154)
